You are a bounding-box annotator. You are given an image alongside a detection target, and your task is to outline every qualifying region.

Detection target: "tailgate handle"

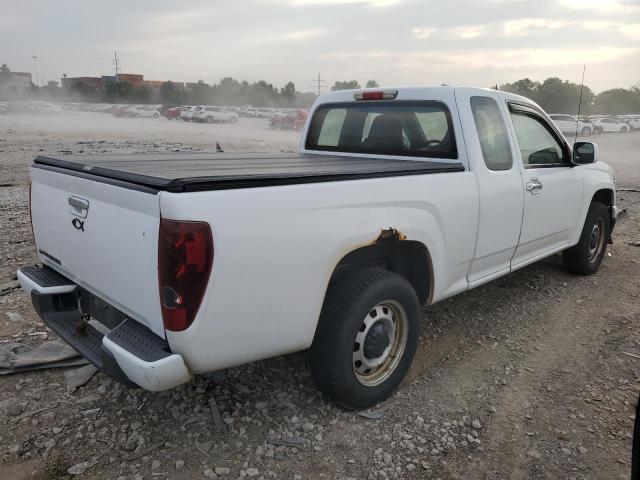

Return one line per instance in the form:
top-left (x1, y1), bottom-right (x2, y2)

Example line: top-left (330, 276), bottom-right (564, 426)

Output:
top-left (68, 196), bottom-right (89, 218)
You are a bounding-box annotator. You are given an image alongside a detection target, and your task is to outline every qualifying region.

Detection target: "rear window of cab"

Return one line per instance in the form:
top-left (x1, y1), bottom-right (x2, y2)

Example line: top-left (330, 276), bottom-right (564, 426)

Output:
top-left (305, 101), bottom-right (457, 159)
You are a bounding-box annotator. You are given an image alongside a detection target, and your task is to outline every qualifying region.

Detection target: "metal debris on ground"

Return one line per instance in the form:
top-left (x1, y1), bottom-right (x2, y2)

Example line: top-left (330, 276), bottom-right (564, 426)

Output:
top-left (208, 396), bottom-right (227, 432)
top-left (357, 403), bottom-right (392, 420)
top-left (0, 280), bottom-right (20, 296)
top-left (64, 364), bottom-right (98, 390)
top-left (0, 340), bottom-right (89, 375)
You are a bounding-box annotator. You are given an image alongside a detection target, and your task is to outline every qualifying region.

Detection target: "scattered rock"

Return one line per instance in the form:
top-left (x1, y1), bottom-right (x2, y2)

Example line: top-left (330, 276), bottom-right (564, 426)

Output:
top-left (7, 404), bottom-right (22, 416)
top-left (527, 448), bottom-right (542, 459)
top-left (67, 459), bottom-right (97, 475)
top-left (5, 312), bottom-right (23, 322)
top-left (215, 467), bottom-right (231, 475)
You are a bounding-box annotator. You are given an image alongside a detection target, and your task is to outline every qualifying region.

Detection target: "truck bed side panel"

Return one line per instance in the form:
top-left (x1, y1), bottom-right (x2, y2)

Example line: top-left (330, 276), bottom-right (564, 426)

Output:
top-left (161, 171), bottom-right (479, 373)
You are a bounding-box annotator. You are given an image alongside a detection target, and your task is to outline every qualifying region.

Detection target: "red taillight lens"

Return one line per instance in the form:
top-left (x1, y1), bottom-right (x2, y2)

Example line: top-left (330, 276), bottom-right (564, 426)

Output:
top-left (158, 219), bottom-right (213, 332)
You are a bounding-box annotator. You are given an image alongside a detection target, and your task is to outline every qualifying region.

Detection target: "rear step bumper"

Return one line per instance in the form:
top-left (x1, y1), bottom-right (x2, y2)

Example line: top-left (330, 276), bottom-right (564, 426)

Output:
top-left (17, 265), bottom-right (192, 391)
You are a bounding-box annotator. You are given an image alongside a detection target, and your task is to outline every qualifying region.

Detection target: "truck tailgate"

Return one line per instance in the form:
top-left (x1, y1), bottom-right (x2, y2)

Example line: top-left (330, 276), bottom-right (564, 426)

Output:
top-left (30, 166), bottom-right (164, 337)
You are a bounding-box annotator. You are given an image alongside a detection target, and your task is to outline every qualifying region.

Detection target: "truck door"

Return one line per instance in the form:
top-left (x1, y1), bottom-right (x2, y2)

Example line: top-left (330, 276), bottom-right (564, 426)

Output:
top-left (454, 89), bottom-right (524, 284)
top-left (505, 102), bottom-right (583, 267)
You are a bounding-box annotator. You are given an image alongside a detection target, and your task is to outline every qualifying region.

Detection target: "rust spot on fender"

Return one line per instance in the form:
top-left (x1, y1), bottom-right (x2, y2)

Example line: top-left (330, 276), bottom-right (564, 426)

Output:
top-left (374, 228), bottom-right (406, 245)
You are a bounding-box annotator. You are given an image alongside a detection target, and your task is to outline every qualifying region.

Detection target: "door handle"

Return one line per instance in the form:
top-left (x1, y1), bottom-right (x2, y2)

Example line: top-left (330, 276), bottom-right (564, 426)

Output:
top-left (526, 178), bottom-right (543, 195)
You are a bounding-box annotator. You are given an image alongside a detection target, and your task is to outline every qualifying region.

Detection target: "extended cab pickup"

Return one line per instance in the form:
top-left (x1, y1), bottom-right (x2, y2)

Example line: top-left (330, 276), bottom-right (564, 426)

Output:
top-left (19, 87), bottom-right (617, 408)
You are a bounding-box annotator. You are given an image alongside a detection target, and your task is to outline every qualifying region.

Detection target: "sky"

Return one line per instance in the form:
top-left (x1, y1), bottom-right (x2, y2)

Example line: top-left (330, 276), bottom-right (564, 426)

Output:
top-left (1, 0), bottom-right (640, 93)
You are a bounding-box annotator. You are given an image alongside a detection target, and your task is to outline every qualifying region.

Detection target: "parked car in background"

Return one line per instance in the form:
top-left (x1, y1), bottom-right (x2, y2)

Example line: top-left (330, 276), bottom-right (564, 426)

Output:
top-left (164, 106), bottom-right (186, 120)
top-left (183, 106), bottom-right (204, 121)
top-left (621, 115), bottom-right (640, 130)
top-left (192, 106), bottom-right (239, 123)
top-left (269, 109), bottom-right (308, 130)
top-left (126, 105), bottom-right (160, 118)
top-left (580, 117), bottom-right (602, 135)
top-left (592, 117), bottom-right (630, 133)
top-left (111, 105), bottom-right (131, 117)
top-left (549, 114), bottom-right (593, 137)
top-left (255, 108), bottom-right (272, 118)
top-left (27, 101), bottom-right (62, 114)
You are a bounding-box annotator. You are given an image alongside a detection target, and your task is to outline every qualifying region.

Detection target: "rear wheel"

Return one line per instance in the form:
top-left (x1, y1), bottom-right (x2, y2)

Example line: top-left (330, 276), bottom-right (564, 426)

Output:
top-left (206, 116), bottom-right (214, 124)
top-left (563, 202), bottom-right (610, 275)
top-left (309, 268), bottom-right (421, 409)
top-left (621, 126), bottom-right (628, 133)
top-left (581, 126), bottom-right (590, 137)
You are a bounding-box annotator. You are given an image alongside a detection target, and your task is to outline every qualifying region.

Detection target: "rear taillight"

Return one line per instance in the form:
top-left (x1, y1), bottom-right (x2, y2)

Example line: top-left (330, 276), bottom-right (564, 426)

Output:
top-left (354, 90), bottom-right (398, 101)
top-left (158, 219), bottom-right (213, 332)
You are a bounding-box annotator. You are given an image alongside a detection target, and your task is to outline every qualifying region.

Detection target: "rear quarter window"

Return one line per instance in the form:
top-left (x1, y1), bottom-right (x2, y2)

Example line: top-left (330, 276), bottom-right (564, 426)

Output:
top-left (470, 96), bottom-right (513, 171)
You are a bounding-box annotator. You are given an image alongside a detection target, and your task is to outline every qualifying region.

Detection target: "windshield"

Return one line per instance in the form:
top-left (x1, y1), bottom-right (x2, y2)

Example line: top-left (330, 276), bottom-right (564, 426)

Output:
top-left (305, 101), bottom-right (457, 159)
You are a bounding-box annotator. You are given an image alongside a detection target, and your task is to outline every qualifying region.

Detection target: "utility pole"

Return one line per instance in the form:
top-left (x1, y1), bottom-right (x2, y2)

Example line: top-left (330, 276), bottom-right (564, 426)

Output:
top-left (113, 51), bottom-right (120, 78)
top-left (32, 56), bottom-right (39, 87)
top-left (310, 72), bottom-right (326, 96)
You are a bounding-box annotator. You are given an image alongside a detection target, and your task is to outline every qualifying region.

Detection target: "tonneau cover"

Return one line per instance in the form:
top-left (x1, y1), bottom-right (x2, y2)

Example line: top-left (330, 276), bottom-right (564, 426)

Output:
top-left (33, 152), bottom-right (465, 192)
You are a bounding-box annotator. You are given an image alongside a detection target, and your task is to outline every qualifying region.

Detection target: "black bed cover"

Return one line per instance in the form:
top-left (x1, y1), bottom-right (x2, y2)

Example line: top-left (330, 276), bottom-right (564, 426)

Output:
top-left (33, 152), bottom-right (465, 193)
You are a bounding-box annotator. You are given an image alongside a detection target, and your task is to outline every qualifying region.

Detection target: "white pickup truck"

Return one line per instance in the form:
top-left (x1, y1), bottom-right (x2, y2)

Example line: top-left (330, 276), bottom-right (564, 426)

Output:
top-left (18, 86), bottom-right (617, 408)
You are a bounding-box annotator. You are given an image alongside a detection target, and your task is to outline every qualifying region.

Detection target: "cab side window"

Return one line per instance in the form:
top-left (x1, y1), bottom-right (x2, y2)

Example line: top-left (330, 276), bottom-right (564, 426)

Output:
top-left (470, 96), bottom-right (513, 171)
top-left (510, 111), bottom-right (566, 166)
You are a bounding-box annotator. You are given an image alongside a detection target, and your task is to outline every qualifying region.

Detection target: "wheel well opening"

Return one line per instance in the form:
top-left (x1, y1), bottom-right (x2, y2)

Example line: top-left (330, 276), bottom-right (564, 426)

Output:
top-left (333, 233), bottom-right (432, 305)
top-left (592, 189), bottom-right (613, 207)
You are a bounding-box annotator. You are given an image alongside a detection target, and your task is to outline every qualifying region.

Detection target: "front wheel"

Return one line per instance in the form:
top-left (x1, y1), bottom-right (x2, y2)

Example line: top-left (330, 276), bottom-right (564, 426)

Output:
top-left (621, 126), bottom-right (628, 133)
top-left (581, 126), bottom-right (591, 137)
top-left (309, 268), bottom-right (421, 409)
top-left (563, 202), bottom-right (610, 275)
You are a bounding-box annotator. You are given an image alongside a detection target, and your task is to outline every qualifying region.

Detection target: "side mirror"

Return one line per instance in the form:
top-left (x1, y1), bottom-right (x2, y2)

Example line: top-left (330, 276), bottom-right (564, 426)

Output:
top-left (573, 142), bottom-right (598, 164)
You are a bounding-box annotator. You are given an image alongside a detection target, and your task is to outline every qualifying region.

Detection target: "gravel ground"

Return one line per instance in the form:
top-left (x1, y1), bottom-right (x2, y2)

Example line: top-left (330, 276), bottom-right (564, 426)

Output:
top-left (0, 112), bottom-right (639, 480)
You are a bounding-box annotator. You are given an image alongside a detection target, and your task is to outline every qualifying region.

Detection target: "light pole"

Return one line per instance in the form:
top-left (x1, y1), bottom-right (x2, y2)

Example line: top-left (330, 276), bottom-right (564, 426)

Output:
top-left (32, 56), bottom-right (39, 87)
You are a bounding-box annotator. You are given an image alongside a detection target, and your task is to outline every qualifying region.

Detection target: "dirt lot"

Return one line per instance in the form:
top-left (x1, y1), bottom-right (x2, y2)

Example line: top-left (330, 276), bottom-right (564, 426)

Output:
top-left (0, 112), bottom-right (639, 480)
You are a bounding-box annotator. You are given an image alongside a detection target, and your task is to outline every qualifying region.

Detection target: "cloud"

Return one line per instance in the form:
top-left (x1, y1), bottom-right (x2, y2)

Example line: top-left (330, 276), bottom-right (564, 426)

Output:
top-left (503, 18), bottom-right (569, 37)
top-left (281, 0), bottom-right (403, 6)
top-left (412, 27), bottom-right (435, 39)
top-left (321, 46), bottom-right (638, 69)
top-left (620, 23), bottom-right (640, 40)
top-left (557, 0), bottom-right (638, 10)
top-left (249, 28), bottom-right (326, 42)
top-left (412, 18), bottom-right (640, 41)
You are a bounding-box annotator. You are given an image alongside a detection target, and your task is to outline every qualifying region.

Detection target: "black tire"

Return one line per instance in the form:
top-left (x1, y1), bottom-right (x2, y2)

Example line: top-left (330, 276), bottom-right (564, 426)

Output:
top-left (309, 268), bottom-right (421, 409)
top-left (562, 202), bottom-right (610, 275)
top-left (581, 126), bottom-right (590, 137)
top-left (621, 126), bottom-right (628, 133)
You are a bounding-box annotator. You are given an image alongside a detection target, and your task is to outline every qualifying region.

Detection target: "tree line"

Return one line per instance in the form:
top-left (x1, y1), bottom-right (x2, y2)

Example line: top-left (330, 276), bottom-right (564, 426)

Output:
top-left (3, 61), bottom-right (639, 114)
top-left (498, 77), bottom-right (640, 115)
top-left (69, 77), bottom-right (319, 108)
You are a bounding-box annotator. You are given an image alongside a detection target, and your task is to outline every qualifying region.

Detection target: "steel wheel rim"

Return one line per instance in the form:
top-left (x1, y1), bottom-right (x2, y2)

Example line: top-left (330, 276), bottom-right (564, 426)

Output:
top-left (352, 300), bottom-right (409, 387)
top-left (588, 218), bottom-right (605, 263)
